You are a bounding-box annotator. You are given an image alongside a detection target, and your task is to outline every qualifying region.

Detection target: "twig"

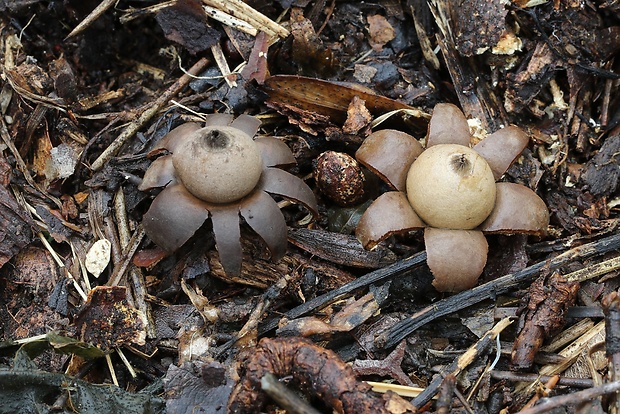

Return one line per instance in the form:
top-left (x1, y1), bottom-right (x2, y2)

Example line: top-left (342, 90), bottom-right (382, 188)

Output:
top-left (516, 320), bottom-right (606, 396)
top-left (261, 373), bottom-right (322, 414)
top-left (115, 346), bottom-right (137, 379)
top-left (490, 371), bottom-right (594, 388)
top-left (201, 0), bottom-right (289, 39)
top-left (411, 317), bottom-right (512, 409)
top-left (203, 5), bottom-right (257, 36)
top-left (379, 232), bottom-right (620, 349)
top-left (37, 232), bottom-right (88, 302)
top-left (520, 375), bottom-right (560, 411)
top-left (565, 253), bottom-right (620, 283)
top-left (366, 381), bottom-right (424, 398)
top-left (66, 0), bottom-right (116, 39)
top-left (211, 43), bottom-right (236, 87)
top-left (517, 381), bottom-right (620, 414)
top-left (106, 226), bottom-right (145, 287)
top-left (257, 251), bottom-right (427, 336)
top-left (90, 57), bottom-right (209, 171)
top-left (105, 353), bottom-right (118, 386)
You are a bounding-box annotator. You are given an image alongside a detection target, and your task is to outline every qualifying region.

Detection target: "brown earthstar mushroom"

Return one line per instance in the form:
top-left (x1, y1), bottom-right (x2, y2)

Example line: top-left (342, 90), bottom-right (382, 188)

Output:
top-left (139, 114), bottom-right (318, 275)
top-left (355, 103), bottom-right (549, 292)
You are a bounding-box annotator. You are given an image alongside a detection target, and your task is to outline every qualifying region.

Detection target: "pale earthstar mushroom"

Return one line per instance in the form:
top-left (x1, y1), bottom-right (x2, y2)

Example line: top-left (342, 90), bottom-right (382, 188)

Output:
top-left (139, 114), bottom-right (318, 275)
top-left (355, 103), bottom-right (549, 293)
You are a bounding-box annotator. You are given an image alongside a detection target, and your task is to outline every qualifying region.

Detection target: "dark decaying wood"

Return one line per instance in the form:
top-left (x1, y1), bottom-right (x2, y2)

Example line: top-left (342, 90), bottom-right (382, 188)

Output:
top-left (228, 337), bottom-right (416, 413)
top-left (379, 232), bottom-right (620, 349)
top-left (510, 272), bottom-right (579, 370)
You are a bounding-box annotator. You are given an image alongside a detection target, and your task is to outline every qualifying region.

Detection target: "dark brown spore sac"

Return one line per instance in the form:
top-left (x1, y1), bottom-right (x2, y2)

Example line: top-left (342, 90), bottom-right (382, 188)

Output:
top-left (314, 151), bottom-right (366, 207)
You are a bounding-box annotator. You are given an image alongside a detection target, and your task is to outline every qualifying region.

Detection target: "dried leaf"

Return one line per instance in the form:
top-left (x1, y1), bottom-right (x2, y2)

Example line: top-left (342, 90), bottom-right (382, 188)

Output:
top-left (326, 199), bottom-right (372, 234)
top-left (367, 15), bottom-right (396, 51)
top-left (263, 75), bottom-right (427, 128)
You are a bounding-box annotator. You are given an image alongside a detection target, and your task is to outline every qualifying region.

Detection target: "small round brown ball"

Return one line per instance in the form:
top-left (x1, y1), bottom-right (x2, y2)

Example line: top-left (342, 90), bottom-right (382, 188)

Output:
top-left (406, 144), bottom-right (496, 229)
top-left (314, 151), bottom-right (365, 207)
top-left (172, 126), bottom-right (263, 204)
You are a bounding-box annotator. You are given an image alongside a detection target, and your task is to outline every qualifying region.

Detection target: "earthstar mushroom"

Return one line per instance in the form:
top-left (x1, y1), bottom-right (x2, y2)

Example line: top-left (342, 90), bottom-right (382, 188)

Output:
top-left (355, 103), bottom-right (549, 292)
top-left (139, 114), bottom-right (318, 275)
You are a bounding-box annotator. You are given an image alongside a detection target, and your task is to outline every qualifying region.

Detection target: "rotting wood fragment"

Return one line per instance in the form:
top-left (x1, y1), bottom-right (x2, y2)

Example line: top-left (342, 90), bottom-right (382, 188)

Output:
top-left (581, 134), bottom-right (620, 197)
top-left (155, 0), bottom-right (221, 54)
top-left (352, 340), bottom-right (414, 387)
top-left (73, 286), bottom-right (146, 352)
top-left (511, 272), bottom-right (579, 370)
top-left (288, 227), bottom-right (397, 268)
top-left (258, 251), bottom-right (427, 336)
top-left (452, 0), bottom-right (509, 56)
top-left (290, 7), bottom-right (336, 77)
top-left (277, 292), bottom-right (380, 338)
top-left (228, 336), bottom-right (416, 413)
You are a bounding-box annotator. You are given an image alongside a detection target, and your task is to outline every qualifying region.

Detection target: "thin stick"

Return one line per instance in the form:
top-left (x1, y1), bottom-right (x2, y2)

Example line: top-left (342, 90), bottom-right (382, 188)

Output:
top-left (115, 347), bottom-right (137, 379)
top-left (66, 0), bottom-right (116, 39)
top-left (90, 57), bottom-right (209, 171)
top-left (490, 371), bottom-right (594, 388)
top-left (565, 254), bottom-right (620, 283)
top-left (211, 43), bottom-right (236, 87)
top-left (201, 0), bottom-right (289, 38)
top-left (261, 373), bottom-right (322, 414)
top-left (105, 353), bottom-right (119, 386)
top-left (38, 232), bottom-right (88, 302)
top-left (106, 226), bottom-right (145, 287)
top-left (517, 381), bottom-right (620, 414)
top-left (115, 188), bottom-right (156, 338)
top-left (411, 317), bottom-right (512, 409)
top-left (366, 381), bottom-right (424, 398)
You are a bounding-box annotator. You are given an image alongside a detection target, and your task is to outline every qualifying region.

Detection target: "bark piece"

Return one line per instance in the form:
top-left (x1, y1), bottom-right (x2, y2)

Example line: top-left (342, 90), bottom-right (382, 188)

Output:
top-left (453, 0), bottom-right (509, 56)
top-left (155, 0), bottom-right (220, 54)
top-left (74, 286), bottom-right (147, 351)
top-left (352, 341), bottom-right (414, 386)
top-left (288, 227), bottom-right (397, 269)
top-left (511, 272), bottom-right (580, 370)
top-left (228, 337), bottom-right (416, 413)
top-left (581, 134), bottom-right (620, 197)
